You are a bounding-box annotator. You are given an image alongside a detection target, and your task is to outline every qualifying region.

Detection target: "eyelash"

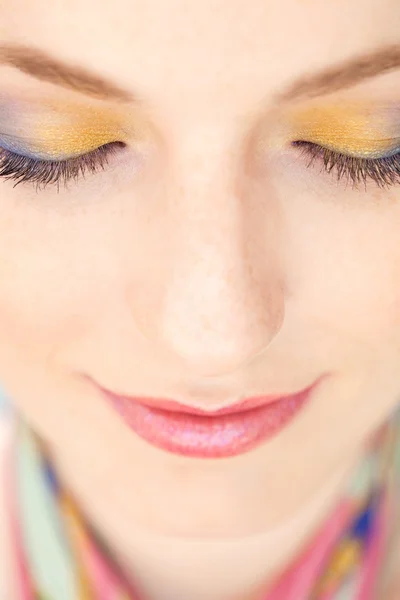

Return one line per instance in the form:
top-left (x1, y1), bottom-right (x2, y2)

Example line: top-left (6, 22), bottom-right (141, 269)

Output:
top-left (294, 140), bottom-right (400, 189)
top-left (0, 142), bottom-right (125, 191)
top-left (0, 138), bottom-right (399, 192)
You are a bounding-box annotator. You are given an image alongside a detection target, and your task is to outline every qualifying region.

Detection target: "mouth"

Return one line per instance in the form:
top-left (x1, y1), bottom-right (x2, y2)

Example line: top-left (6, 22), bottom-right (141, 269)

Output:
top-left (95, 378), bottom-right (325, 459)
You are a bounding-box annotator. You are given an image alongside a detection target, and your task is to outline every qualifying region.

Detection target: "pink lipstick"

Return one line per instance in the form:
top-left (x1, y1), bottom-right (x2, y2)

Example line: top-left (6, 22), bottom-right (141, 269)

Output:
top-left (95, 378), bottom-right (323, 458)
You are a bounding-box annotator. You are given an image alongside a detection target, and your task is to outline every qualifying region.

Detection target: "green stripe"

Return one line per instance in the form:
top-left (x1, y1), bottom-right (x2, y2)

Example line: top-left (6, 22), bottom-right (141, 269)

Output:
top-left (16, 422), bottom-right (78, 600)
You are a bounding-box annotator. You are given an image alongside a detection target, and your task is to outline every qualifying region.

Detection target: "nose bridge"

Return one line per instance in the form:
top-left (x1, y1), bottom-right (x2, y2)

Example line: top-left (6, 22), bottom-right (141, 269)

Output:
top-left (137, 125), bottom-right (285, 377)
top-left (162, 217), bottom-right (275, 375)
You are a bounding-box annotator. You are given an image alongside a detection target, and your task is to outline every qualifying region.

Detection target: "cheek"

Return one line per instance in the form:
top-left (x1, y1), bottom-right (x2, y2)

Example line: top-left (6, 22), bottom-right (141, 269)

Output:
top-left (0, 207), bottom-right (122, 378)
top-left (285, 194), bottom-right (400, 349)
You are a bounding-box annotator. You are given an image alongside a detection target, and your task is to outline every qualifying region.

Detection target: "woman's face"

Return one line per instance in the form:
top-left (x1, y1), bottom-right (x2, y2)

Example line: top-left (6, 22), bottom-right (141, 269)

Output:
top-left (1, 0), bottom-right (400, 539)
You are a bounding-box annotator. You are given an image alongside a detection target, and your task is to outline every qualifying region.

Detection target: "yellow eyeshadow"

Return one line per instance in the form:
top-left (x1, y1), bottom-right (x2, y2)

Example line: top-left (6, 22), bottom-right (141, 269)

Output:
top-left (30, 124), bottom-right (120, 158)
top-left (29, 109), bottom-right (124, 158)
top-left (7, 100), bottom-right (145, 159)
top-left (289, 105), bottom-right (400, 157)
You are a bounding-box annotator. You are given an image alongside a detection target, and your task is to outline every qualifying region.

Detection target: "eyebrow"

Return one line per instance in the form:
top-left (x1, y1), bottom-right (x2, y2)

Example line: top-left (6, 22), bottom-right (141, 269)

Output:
top-left (280, 45), bottom-right (400, 101)
top-left (0, 43), bottom-right (399, 105)
top-left (0, 44), bottom-right (134, 102)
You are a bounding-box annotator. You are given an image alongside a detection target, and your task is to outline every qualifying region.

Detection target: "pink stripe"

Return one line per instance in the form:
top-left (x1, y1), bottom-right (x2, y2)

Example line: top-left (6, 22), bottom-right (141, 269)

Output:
top-left (78, 532), bottom-right (124, 600)
top-left (6, 443), bottom-right (35, 600)
top-left (11, 522), bottom-right (35, 600)
top-left (265, 500), bottom-right (354, 600)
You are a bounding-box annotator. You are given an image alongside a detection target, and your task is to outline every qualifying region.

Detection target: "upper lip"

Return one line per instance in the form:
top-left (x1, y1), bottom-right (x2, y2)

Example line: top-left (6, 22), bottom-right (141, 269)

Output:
top-left (98, 378), bottom-right (322, 416)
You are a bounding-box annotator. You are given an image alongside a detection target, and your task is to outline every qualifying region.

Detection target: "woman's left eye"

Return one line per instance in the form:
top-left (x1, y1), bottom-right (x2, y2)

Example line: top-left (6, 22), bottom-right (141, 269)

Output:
top-left (0, 141), bottom-right (126, 191)
top-left (293, 140), bottom-right (400, 189)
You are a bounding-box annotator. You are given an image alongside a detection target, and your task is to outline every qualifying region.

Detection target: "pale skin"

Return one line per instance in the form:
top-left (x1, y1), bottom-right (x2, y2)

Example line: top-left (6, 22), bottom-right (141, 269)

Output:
top-left (1, 0), bottom-right (400, 598)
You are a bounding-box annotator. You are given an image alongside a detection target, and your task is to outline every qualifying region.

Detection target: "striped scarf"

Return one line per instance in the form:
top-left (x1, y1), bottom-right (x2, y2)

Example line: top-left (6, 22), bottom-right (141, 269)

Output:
top-left (7, 410), bottom-right (400, 600)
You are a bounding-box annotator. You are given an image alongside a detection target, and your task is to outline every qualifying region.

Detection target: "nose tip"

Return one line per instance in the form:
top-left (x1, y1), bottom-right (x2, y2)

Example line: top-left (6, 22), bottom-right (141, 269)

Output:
top-left (159, 272), bottom-right (285, 378)
top-left (167, 337), bottom-right (275, 379)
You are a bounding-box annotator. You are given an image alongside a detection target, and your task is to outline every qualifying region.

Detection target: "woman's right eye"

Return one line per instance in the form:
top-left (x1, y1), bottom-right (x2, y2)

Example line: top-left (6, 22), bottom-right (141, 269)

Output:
top-left (0, 141), bottom-right (126, 191)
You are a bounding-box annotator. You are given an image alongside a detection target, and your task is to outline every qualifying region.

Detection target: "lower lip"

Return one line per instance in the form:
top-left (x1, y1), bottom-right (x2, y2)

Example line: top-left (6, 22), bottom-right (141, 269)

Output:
top-left (99, 383), bottom-right (320, 459)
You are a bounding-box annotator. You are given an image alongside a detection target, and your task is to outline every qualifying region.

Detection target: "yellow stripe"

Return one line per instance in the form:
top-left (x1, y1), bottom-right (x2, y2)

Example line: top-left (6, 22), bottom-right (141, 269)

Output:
top-left (59, 491), bottom-right (95, 599)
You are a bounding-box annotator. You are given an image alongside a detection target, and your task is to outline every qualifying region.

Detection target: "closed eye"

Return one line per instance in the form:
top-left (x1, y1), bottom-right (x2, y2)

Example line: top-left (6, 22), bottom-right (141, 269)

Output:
top-left (0, 141), bottom-right (126, 191)
top-left (293, 140), bottom-right (400, 189)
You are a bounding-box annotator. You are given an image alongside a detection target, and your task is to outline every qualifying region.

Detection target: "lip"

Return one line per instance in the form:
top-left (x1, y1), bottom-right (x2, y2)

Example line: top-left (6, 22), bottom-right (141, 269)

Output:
top-left (96, 378), bottom-right (324, 459)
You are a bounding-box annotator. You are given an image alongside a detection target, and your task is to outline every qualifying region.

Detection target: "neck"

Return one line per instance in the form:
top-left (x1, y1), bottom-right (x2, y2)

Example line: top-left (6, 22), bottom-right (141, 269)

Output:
top-left (49, 445), bottom-right (359, 600)
top-left (11, 410), bottom-right (400, 600)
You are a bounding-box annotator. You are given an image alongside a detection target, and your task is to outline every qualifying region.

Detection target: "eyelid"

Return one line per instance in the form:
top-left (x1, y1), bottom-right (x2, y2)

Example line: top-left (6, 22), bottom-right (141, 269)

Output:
top-left (0, 92), bottom-right (155, 159)
top-left (292, 131), bottom-right (400, 159)
top-left (0, 129), bottom-right (124, 160)
top-left (286, 101), bottom-right (400, 153)
top-left (0, 105), bottom-right (130, 159)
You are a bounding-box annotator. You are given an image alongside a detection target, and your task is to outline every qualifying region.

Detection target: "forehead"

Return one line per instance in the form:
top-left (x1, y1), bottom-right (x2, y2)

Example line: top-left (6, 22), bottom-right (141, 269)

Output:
top-left (0, 0), bottom-right (399, 119)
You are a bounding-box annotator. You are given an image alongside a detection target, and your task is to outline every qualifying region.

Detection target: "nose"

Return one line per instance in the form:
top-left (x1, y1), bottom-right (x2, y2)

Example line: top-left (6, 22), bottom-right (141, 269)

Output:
top-left (132, 132), bottom-right (285, 378)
